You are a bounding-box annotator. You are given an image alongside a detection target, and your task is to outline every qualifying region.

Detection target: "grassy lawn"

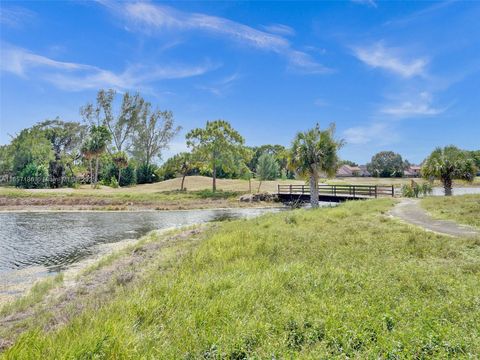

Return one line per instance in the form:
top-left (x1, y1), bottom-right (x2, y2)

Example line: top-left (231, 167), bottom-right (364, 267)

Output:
top-left (2, 199), bottom-right (479, 358)
top-left (328, 176), bottom-right (480, 187)
top-left (421, 194), bottom-right (480, 229)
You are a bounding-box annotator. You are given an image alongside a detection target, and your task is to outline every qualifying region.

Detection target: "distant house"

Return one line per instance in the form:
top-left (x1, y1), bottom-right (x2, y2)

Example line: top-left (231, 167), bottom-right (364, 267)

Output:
top-left (336, 165), bottom-right (362, 177)
top-left (404, 165), bottom-right (421, 178)
top-left (359, 165), bottom-right (371, 177)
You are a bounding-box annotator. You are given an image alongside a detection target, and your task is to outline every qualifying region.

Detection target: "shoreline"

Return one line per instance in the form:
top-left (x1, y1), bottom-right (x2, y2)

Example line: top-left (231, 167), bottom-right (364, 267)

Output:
top-left (0, 203), bottom-right (282, 213)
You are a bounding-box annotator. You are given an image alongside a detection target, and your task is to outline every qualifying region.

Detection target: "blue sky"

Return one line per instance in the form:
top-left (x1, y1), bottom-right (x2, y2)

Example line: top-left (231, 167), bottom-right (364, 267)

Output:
top-left (1, 0), bottom-right (479, 164)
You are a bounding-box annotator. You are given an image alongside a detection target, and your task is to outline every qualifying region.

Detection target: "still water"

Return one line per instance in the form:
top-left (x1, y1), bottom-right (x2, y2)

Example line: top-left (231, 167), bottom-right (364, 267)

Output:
top-left (0, 208), bottom-right (281, 301)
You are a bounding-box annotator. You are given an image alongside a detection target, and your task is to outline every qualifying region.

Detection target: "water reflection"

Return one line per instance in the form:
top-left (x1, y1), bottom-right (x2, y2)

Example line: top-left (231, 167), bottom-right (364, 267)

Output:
top-left (0, 208), bottom-right (280, 274)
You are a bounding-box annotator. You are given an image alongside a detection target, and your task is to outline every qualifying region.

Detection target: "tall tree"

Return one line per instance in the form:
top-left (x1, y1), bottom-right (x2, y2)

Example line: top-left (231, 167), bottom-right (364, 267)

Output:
top-left (84, 125), bottom-right (112, 186)
top-left (112, 151), bottom-right (129, 185)
top-left (9, 127), bottom-right (54, 178)
top-left (422, 146), bottom-right (477, 196)
top-left (256, 153), bottom-right (280, 192)
top-left (132, 103), bottom-right (181, 167)
top-left (80, 89), bottom-right (144, 153)
top-left (289, 123), bottom-right (343, 208)
top-left (186, 120), bottom-right (246, 192)
top-left (366, 151), bottom-right (407, 178)
top-left (34, 119), bottom-right (87, 187)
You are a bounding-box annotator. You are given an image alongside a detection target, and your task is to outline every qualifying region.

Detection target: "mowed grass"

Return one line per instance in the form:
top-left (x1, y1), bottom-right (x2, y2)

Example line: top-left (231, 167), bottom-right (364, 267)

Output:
top-left (422, 194), bottom-right (480, 229)
top-left (0, 176), bottom-right (304, 198)
top-left (3, 199), bottom-right (480, 359)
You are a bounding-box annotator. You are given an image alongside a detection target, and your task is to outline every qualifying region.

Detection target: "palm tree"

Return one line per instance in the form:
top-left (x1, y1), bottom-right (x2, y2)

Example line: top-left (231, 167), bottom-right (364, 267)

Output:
top-left (422, 146), bottom-right (476, 196)
top-left (112, 151), bottom-right (128, 185)
top-left (289, 124), bottom-right (343, 208)
top-left (81, 140), bottom-right (94, 186)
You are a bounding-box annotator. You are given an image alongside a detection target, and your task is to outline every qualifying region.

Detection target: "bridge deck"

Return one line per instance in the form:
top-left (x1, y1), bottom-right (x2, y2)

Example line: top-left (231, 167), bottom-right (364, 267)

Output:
top-left (277, 184), bottom-right (394, 203)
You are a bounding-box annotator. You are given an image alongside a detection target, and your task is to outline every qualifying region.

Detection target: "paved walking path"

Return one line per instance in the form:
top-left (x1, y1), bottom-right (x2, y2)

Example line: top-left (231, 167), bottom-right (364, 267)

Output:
top-left (390, 199), bottom-right (479, 238)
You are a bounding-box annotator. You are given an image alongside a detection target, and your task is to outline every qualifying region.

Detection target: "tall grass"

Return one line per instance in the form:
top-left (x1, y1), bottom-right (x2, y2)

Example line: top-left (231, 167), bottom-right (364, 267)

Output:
top-left (3, 199), bottom-right (480, 358)
top-left (422, 194), bottom-right (480, 229)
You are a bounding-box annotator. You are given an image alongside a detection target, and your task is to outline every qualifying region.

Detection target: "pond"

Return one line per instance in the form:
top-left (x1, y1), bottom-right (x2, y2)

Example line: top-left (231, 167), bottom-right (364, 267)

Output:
top-left (0, 208), bottom-right (282, 302)
top-left (431, 187), bottom-right (480, 196)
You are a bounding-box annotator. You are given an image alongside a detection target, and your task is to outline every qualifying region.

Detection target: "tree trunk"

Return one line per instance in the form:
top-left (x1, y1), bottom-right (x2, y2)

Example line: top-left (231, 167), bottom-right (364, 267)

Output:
top-left (181, 174), bottom-right (186, 191)
top-left (257, 180), bottom-right (262, 193)
top-left (212, 155), bottom-right (217, 192)
top-left (443, 177), bottom-right (453, 196)
top-left (249, 178), bottom-right (252, 193)
top-left (310, 174), bottom-right (319, 208)
top-left (95, 157), bottom-right (99, 185)
top-left (89, 159), bottom-right (93, 188)
top-left (118, 168), bottom-right (122, 186)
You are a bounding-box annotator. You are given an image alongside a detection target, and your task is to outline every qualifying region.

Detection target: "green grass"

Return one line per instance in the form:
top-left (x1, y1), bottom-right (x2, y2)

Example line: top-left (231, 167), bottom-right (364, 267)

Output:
top-left (0, 274), bottom-right (63, 318)
top-left (421, 194), bottom-right (480, 229)
top-left (2, 199), bottom-right (480, 358)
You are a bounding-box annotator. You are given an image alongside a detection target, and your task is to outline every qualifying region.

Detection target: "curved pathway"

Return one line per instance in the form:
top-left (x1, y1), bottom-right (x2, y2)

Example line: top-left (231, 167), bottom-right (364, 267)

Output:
top-left (390, 198), bottom-right (479, 238)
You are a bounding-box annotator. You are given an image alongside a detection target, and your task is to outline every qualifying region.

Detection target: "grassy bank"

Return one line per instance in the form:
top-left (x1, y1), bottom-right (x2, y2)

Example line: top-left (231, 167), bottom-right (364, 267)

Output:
top-left (421, 194), bottom-right (480, 229)
top-left (2, 199), bottom-right (479, 358)
top-left (1, 176), bottom-right (479, 211)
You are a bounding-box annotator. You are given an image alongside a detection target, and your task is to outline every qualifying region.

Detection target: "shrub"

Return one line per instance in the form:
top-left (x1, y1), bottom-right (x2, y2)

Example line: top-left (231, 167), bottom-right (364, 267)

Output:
top-left (109, 177), bottom-right (119, 188)
top-left (137, 163), bottom-right (159, 184)
top-left (15, 163), bottom-right (48, 188)
top-left (402, 181), bottom-right (432, 198)
top-left (102, 163), bottom-right (137, 186)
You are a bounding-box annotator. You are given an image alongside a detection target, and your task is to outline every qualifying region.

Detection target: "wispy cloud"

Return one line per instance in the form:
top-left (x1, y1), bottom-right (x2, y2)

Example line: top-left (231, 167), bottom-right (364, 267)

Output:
top-left (103, 1), bottom-right (330, 74)
top-left (353, 42), bottom-right (427, 78)
top-left (261, 23), bottom-right (295, 36)
top-left (380, 91), bottom-right (447, 117)
top-left (343, 122), bottom-right (398, 145)
top-left (351, 0), bottom-right (378, 8)
top-left (197, 73), bottom-right (241, 96)
top-left (0, 6), bottom-right (35, 27)
top-left (0, 43), bottom-right (217, 91)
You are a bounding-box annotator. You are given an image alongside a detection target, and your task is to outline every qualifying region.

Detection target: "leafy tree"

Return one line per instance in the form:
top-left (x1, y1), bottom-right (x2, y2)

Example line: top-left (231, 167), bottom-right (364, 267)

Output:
top-left (34, 119), bottom-right (87, 187)
top-left (132, 104), bottom-right (181, 167)
top-left (468, 150), bottom-right (480, 172)
top-left (186, 120), bottom-right (246, 192)
top-left (339, 160), bottom-right (358, 167)
top-left (8, 127), bottom-right (54, 186)
top-left (289, 123), bottom-right (343, 208)
top-left (0, 145), bottom-right (13, 176)
top-left (366, 151), bottom-right (406, 178)
top-left (80, 89), bottom-right (145, 153)
top-left (256, 153), bottom-right (279, 192)
top-left (422, 146), bottom-right (477, 196)
top-left (112, 151), bottom-right (129, 185)
top-left (159, 152), bottom-right (198, 191)
top-left (249, 144), bottom-right (293, 179)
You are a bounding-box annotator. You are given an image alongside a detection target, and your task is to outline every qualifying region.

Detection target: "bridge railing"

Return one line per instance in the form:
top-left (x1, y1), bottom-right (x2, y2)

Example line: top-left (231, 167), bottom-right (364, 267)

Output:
top-left (277, 184), bottom-right (394, 198)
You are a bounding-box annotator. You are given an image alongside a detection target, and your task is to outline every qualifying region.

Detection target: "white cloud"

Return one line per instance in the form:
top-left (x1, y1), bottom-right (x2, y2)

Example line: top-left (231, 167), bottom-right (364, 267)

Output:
top-left (0, 6), bottom-right (35, 27)
top-left (0, 43), bottom-right (217, 91)
top-left (104, 1), bottom-right (330, 74)
top-left (261, 23), bottom-right (295, 36)
top-left (343, 123), bottom-right (398, 145)
top-left (381, 92), bottom-right (446, 117)
top-left (353, 42), bottom-right (427, 78)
